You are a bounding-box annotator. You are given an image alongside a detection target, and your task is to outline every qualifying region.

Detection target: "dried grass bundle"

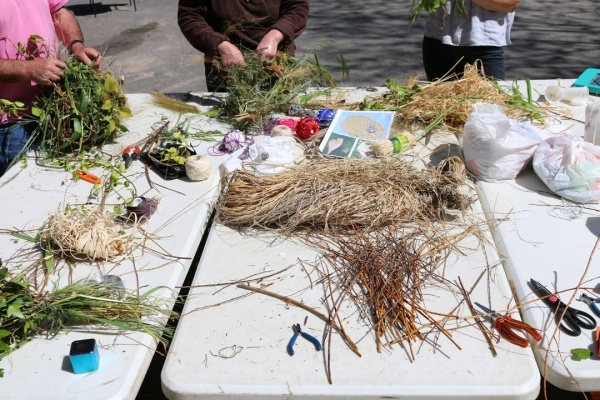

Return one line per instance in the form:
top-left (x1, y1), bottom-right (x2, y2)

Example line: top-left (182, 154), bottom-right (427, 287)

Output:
top-left (362, 64), bottom-right (545, 132)
top-left (42, 209), bottom-right (134, 261)
top-left (150, 91), bottom-right (200, 114)
top-left (218, 157), bottom-right (473, 234)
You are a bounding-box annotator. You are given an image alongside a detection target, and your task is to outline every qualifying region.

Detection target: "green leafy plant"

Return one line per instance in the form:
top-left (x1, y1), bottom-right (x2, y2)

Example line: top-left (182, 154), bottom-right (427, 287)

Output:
top-left (31, 60), bottom-right (132, 157)
top-left (0, 267), bottom-right (177, 366)
top-left (0, 99), bottom-right (26, 117)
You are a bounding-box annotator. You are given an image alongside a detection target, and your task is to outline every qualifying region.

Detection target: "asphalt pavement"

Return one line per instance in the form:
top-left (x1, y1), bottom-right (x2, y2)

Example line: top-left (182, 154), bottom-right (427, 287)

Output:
top-left (64, 1), bottom-right (600, 399)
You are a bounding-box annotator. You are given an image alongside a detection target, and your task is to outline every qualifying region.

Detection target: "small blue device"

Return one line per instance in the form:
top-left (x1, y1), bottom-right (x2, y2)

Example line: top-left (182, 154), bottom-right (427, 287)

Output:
top-left (573, 68), bottom-right (600, 95)
top-left (69, 338), bottom-right (100, 374)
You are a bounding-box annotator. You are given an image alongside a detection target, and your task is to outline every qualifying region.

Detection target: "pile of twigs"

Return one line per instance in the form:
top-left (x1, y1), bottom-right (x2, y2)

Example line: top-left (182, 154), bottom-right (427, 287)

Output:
top-left (217, 157), bottom-right (472, 234)
top-left (311, 224), bottom-right (472, 358)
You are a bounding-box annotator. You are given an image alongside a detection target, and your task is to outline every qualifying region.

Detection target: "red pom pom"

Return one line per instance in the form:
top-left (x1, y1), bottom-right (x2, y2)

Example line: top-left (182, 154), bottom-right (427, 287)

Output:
top-left (295, 117), bottom-right (320, 140)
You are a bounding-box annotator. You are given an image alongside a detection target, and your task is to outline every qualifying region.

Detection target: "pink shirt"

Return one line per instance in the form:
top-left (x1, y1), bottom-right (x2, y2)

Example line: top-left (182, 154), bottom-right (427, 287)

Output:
top-left (0, 0), bottom-right (69, 123)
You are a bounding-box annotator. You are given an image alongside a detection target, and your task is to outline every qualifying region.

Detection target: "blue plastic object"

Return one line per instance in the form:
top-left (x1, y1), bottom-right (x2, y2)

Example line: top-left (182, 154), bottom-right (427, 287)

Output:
top-left (69, 338), bottom-right (100, 374)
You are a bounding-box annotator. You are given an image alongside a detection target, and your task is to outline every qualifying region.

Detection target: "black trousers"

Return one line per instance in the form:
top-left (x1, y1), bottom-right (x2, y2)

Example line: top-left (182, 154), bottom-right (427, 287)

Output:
top-left (422, 36), bottom-right (506, 81)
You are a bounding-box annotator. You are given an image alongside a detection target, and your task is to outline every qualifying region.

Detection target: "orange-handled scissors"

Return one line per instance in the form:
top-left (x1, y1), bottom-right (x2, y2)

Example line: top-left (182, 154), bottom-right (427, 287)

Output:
top-left (475, 302), bottom-right (542, 348)
top-left (76, 170), bottom-right (101, 184)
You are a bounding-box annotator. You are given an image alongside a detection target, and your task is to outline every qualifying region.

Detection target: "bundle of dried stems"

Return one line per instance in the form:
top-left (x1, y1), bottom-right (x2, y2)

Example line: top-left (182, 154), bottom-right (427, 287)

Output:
top-left (42, 209), bottom-right (134, 261)
top-left (218, 157), bottom-right (473, 234)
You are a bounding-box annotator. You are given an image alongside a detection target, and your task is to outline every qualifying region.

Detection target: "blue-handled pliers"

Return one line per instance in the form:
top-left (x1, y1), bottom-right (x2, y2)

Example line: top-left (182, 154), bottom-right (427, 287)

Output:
top-left (578, 293), bottom-right (600, 317)
top-left (287, 323), bottom-right (322, 356)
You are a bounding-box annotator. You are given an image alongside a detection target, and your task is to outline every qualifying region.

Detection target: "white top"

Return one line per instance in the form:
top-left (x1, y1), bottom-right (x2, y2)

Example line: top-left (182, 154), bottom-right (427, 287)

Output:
top-left (476, 80), bottom-right (600, 391)
top-left (424, 0), bottom-right (514, 46)
top-left (0, 94), bottom-right (228, 400)
top-left (162, 125), bottom-right (540, 400)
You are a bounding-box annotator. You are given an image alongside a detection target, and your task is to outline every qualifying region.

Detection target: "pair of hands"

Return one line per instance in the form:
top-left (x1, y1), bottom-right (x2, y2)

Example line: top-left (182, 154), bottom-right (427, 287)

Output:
top-left (28, 43), bottom-right (102, 86)
top-left (217, 29), bottom-right (283, 68)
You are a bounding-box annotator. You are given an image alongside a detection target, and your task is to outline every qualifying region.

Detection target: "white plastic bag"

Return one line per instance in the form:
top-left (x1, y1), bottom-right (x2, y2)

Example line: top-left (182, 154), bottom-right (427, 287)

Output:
top-left (533, 135), bottom-right (600, 203)
top-left (462, 103), bottom-right (542, 182)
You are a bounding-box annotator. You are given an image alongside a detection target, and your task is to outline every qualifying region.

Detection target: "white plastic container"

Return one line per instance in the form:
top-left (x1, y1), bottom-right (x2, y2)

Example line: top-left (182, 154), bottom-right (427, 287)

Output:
top-left (584, 101), bottom-right (600, 145)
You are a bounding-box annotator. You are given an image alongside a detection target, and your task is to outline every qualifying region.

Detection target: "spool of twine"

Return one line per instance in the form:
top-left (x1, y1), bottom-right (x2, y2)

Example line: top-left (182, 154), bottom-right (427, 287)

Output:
top-left (271, 125), bottom-right (294, 137)
top-left (372, 131), bottom-right (414, 158)
top-left (185, 154), bottom-right (211, 181)
top-left (126, 196), bottom-right (159, 222)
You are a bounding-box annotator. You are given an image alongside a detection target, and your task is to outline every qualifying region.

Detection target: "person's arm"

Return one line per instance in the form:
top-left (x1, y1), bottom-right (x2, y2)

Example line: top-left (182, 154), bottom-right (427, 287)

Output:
top-left (472, 0), bottom-right (519, 13)
top-left (0, 58), bottom-right (67, 85)
top-left (52, 7), bottom-right (102, 67)
top-left (258, 0), bottom-right (308, 59)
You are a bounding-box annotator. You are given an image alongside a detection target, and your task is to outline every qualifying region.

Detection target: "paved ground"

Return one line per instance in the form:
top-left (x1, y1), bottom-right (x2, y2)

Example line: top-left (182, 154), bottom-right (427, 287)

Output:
top-left (64, 1), bottom-right (600, 399)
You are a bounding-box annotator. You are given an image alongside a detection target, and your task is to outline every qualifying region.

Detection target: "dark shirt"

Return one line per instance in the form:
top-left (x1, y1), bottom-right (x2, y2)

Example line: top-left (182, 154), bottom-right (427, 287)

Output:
top-left (178, 0), bottom-right (309, 57)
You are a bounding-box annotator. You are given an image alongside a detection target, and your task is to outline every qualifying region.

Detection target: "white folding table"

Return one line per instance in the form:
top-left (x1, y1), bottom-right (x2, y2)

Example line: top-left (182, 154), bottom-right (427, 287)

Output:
top-left (0, 94), bottom-right (227, 400)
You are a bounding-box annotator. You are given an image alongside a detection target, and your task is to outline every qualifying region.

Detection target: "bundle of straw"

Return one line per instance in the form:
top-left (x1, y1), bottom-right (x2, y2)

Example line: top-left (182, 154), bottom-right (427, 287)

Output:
top-left (41, 209), bottom-right (134, 261)
top-left (362, 64), bottom-right (545, 132)
top-left (0, 268), bottom-right (177, 362)
top-left (217, 157), bottom-right (472, 234)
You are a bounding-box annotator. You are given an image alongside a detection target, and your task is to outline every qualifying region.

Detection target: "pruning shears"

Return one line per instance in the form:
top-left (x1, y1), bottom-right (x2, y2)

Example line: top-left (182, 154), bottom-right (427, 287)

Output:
top-left (475, 302), bottom-right (542, 348)
top-left (578, 293), bottom-right (600, 317)
top-left (287, 323), bottom-right (321, 356)
top-left (122, 145), bottom-right (141, 169)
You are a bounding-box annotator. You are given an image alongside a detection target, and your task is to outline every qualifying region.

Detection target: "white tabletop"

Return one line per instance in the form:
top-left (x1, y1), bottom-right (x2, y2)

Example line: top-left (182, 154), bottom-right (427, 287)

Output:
top-left (475, 80), bottom-right (600, 392)
top-left (0, 94), bottom-right (228, 400)
top-left (162, 129), bottom-right (540, 400)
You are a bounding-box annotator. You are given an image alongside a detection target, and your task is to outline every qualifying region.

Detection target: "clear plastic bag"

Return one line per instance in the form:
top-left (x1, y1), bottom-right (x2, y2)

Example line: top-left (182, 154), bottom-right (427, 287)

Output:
top-left (462, 103), bottom-right (542, 182)
top-left (533, 134), bottom-right (600, 203)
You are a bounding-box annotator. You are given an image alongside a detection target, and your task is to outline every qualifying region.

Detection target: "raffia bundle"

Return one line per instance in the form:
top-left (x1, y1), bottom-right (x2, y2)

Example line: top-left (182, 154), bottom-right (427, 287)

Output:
top-left (42, 210), bottom-right (134, 261)
top-left (217, 157), bottom-right (472, 234)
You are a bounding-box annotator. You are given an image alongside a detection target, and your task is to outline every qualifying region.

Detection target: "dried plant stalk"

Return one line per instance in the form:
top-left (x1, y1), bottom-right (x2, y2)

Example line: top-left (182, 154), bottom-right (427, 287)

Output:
top-left (218, 157), bottom-right (472, 234)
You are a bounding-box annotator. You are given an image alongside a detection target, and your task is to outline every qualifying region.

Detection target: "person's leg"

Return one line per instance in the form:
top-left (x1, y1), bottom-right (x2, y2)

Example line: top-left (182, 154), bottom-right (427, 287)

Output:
top-left (0, 122), bottom-right (35, 177)
top-left (457, 46), bottom-right (506, 80)
top-left (423, 37), bottom-right (465, 81)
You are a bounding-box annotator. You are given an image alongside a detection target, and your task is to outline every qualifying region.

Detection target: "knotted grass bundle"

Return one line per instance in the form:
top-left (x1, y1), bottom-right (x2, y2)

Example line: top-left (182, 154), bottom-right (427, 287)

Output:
top-left (0, 267), bottom-right (177, 363)
top-left (41, 208), bottom-right (134, 261)
top-left (217, 157), bottom-right (473, 234)
top-left (32, 60), bottom-right (132, 157)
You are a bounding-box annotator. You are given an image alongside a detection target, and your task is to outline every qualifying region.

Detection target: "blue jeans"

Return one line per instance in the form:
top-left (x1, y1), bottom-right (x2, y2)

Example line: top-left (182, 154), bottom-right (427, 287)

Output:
top-left (0, 122), bottom-right (36, 177)
top-left (422, 36), bottom-right (506, 81)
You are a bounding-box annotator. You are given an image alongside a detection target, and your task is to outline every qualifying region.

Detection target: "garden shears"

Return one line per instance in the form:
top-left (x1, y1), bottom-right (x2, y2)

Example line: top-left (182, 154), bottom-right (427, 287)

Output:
top-left (122, 145), bottom-right (141, 169)
top-left (530, 278), bottom-right (597, 336)
top-left (287, 323), bottom-right (322, 356)
top-left (475, 302), bottom-right (542, 347)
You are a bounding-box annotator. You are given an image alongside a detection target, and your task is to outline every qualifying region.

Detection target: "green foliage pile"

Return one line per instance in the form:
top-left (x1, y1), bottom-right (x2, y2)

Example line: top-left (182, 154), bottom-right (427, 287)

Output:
top-left (32, 61), bottom-right (132, 157)
top-left (217, 51), bottom-right (336, 131)
top-left (0, 267), bottom-right (176, 368)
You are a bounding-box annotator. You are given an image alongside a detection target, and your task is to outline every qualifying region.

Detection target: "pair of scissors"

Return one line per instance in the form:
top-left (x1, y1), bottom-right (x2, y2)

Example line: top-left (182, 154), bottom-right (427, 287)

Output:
top-left (530, 278), bottom-right (597, 336)
top-left (475, 302), bottom-right (542, 347)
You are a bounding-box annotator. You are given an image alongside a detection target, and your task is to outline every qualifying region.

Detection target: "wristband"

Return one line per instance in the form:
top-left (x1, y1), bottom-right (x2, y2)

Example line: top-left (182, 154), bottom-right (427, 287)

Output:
top-left (68, 39), bottom-right (85, 53)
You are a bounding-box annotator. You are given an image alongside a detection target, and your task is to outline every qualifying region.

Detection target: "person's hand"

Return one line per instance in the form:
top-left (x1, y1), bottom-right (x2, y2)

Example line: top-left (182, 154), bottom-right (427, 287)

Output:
top-left (70, 42), bottom-right (102, 68)
top-left (257, 29), bottom-right (284, 59)
top-left (217, 41), bottom-right (244, 68)
top-left (27, 58), bottom-right (67, 85)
